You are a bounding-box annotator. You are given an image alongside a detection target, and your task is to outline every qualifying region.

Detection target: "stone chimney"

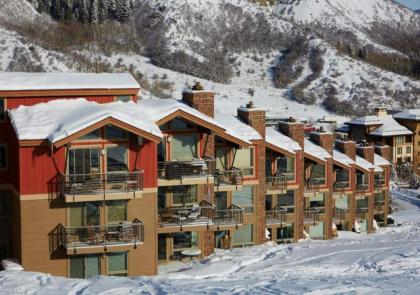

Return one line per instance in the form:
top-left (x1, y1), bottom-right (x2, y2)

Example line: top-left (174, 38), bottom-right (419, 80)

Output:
top-left (357, 144), bottom-right (375, 164)
top-left (277, 117), bottom-right (305, 149)
top-left (309, 129), bottom-right (334, 155)
top-left (374, 145), bottom-right (391, 162)
top-left (237, 101), bottom-right (266, 139)
top-left (335, 140), bottom-right (357, 161)
top-left (375, 107), bottom-right (388, 117)
top-left (182, 82), bottom-right (215, 118)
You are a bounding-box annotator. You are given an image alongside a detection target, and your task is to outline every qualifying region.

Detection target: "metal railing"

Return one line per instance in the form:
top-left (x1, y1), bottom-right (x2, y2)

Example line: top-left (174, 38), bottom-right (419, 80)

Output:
top-left (304, 208), bottom-right (320, 225)
top-left (356, 183), bottom-right (370, 193)
top-left (63, 220), bottom-right (144, 251)
top-left (215, 169), bottom-right (243, 187)
top-left (305, 178), bottom-right (322, 192)
top-left (356, 208), bottom-right (368, 221)
top-left (215, 204), bottom-right (244, 229)
top-left (266, 175), bottom-right (287, 191)
top-left (333, 208), bottom-right (349, 221)
top-left (59, 171), bottom-right (144, 196)
top-left (374, 178), bottom-right (386, 189)
top-left (158, 201), bottom-right (215, 230)
top-left (158, 159), bottom-right (215, 180)
top-left (333, 181), bottom-right (350, 192)
top-left (266, 206), bottom-right (287, 225)
top-left (374, 202), bottom-right (386, 212)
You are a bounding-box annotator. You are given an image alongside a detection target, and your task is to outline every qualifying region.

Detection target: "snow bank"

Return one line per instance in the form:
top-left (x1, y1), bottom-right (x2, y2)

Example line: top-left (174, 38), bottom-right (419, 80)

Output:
top-left (1, 259), bottom-right (24, 271)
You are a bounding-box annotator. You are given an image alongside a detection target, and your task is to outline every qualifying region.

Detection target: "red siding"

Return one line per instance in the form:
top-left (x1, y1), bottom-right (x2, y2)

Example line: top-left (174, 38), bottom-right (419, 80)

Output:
top-left (6, 95), bottom-right (116, 109)
top-left (137, 140), bottom-right (157, 188)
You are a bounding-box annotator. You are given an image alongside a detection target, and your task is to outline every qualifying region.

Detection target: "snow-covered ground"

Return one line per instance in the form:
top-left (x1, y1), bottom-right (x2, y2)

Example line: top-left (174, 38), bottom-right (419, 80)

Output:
top-left (1, 197), bottom-right (420, 294)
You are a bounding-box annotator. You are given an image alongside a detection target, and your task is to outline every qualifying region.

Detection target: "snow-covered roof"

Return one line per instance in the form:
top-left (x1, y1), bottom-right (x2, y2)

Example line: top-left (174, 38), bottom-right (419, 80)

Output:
top-left (0, 72), bottom-right (140, 91)
top-left (9, 98), bottom-right (161, 143)
top-left (304, 138), bottom-right (331, 161)
top-left (394, 110), bottom-right (420, 121)
top-left (374, 165), bottom-right (383, 173)
top-left (333, 149), bottom-right (354, 167)
top-left (214, 113), bottom-right (262, 144)
top-left (347, 116), bottom-right (382, 126)
top-left (368, 115), bottom-right (412, 137)
top-left (355, 155), bottom-right (375, 172)
top-left (374, 153), bottom-right (390, 166)
top-left (265, 127), bottom-right (301, 155)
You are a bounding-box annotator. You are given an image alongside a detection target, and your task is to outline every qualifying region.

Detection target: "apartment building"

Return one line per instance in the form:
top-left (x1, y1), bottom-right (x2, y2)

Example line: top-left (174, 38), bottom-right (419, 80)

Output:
top-left (0, 72), bottom-right (391, 278)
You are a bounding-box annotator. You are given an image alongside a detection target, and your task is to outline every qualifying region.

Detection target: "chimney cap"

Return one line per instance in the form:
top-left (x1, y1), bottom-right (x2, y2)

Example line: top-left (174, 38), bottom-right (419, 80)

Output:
top-left (192, 81), bottom-right (204, 91)
top-left (246, 100), bottom-right (255, 109)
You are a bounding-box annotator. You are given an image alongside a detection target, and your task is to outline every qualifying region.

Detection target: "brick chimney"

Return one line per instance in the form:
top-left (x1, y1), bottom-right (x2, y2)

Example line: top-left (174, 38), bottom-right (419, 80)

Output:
top-left (357, 144), bottom-right (375, 164)
top-left (277, 118), bottom-right (305, 149)
top-left (237, 101), bottom-right (266, 139)
top-left (374, 145), bottom-right (391, 162)
top-left (335, 140), bottom-right (357, 161)
top-left (309, 129), bottom-right (334, 155)
top-left (182, 82), bottom-right (215, 118)
top-left (374, 107), bottom-right (388, 117)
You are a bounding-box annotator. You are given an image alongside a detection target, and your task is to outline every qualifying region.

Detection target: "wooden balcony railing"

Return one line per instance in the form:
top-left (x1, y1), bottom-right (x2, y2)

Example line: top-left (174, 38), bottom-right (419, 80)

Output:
top-left (304, 208), bottom-right (321, 225)
top-left (305, 178), bottom-right (322, 192)
top-left (158, 201), bottom-right (215, 230)
top-left (356, 208), bottom-right (368, 221)
top-left (215, 169), bottom-right (243, 187)
top-left (266, 206), bottom-right (287, 225)
top-left (59, 171), bottom-right (143, 196)
top-left (266, 175), bottom-right (288, 191)
top-left (62, 220), bottom-right (144, 252)
top-left (333, 181), bottom-right (350, 193)
top-left (215, 204), bottom-right (244, 229)
top-left (356, 183), bottom-right (370, 194)
top-left (158, 159), bottom-right (215, 180)
top-left (333, 208), bottom-right (349, 221)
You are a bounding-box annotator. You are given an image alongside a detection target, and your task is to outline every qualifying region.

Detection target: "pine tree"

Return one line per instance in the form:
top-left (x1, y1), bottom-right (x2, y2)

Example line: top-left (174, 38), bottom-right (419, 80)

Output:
top-left (79, 0), bottom-right (89, 23)
top-left (90, 0), bottom-right (99, 24)
top-left (98, 0), bottom-right (109, 22)
top-left (116, 0), bottom-right (130, 22)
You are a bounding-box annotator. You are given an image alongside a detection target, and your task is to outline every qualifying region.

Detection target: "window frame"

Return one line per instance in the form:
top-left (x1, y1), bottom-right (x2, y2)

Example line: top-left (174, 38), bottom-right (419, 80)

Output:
top-left (107, 252), bottom-right (128, 277)
top-left (168, 133), bottom-right (199, 161)
top-left (232, 224), bottom-right (254, 248)
top-left (106, 200), bottom-right (128, 224)
top-left (105, 144), bottom-right (129, 173)
top-left (232, 146), bottom-right (255, 178)
top-left (233, 185), bottom-right (255, 213)
top-left (69, 254), bottom-right (101, 279)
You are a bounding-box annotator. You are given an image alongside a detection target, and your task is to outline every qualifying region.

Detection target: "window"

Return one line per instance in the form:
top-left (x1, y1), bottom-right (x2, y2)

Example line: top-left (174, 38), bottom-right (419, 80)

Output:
top-left (233, 147), bottom-right (254, 176)
top-left (374, 192), bottom-right (385, 204)
top-left (406, 146), bottom-right (412, 154)
top-left (0, 98), bottom-right (5, 121)
top-left (106, 201), bottom-right (127, 224)
top-left (305, 193), bottom-right (325, 212)
top-left (396, 136), bottom-right (404, 144)
top-left (172, 185), bottom-right (197, 206)
top-left (277, 156), bottom-right (295, 180)
top-left (105, 125), bottom-right (128, 140)
top-left (216, 148), bottom-right (227, 171)
top-left (277, 224), bottom-right (294, 243)
top-left (70, 255), bottom-right (100, 279)
top-left (233, 186), bottom-right (254, 213)
top-left (69, 148), bottom-right (100, 177)
top-left (107, 252), bottom-right (128, 276)
top-left (0, 193), bottom-right (8, 217)
top-left (116, 96), bottom-right (132, 102)
top-left (277, 190), bottom-right (295, 213)
top-left (309, 222), bottom-right (324, 239)
top-left (78, 130), bottom-right (101, 141)
top-left (356, 172), bottom-right (369, 185)
top-left (170, 135), bottom-right (198, 160)
top-left (69, 202), bottom-right (100, 227)
top-left (106, 146), bottom-right (128, 172)
top-left (335, 195), bottom-right (349, 210)
top-left (356, 197), bottom-right (368, 209)
top-left (232, 224), bottom-right (253, 247)
top-left (172, 232), bottom-right (198, 260)
top-left (169, 118), bottom-right (194, 130)
top-left (397, 147), bottom-right (403, 155)
top-left (335, 168), bottom-right (349, 183)
top-left (310, 163), bottom-right (326, 184)
top-left (0, 145), bottom-right (7, 169)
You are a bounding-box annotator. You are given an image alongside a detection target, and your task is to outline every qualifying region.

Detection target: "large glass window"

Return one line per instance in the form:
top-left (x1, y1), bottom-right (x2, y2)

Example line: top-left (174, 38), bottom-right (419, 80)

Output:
top-left (277, 190), bottom-right (295, 213)
top-left (172, 185), bottom-right (197, 206)
top-left (0, 145), bottom-right (7, 169)
top-left (69, 202), bottom-right (100, 227)
top-left (309, 222), bottom-right (324, 239)
top-left (216, 148), bottom-right (227, 171)
top-left (78, 129), bottom-right (101, 141)
top-left (116, 96), bottom-right (131, 102)
top-left (106, 201), bottom-right (127, 224)
top-left (232, 224), bottom-right (253, 247)
top-left (107, 252), bottom-right (128, 276)
top-left (170, 135), bottom-right (198, 160)
top-left (310, 163), bottom-right (326, 184)
top-left (335, 195), bottom-right (349, 209)
top-left (356, 197), bottom-right (368, 209)
top-left (277, 156), bottom-right (295, 180)
top-left (336, 168), bottom-right (349, 183)
top-left (173, 231), bottom-right (198, 249)
top-left (105, 126), bottom-right (128, 140)
top-left (69, 148), bottom-right (100, 176)
top-left (277, 224), bottom-right (294, 243)
top-left (374, 192), bottom-right (385, 204)
top-left (305, 193), bottom-right (325, 212)
top-left (233, 186), bottom-right (254, 213)
top-left (356, 172), bottom-right (369, 185)
top-left (106, 146), bottom-right (128, 172)
top-left (70, 255), bottom-right (100, 279)
top-left (233, 147), bottom-right (254, 176)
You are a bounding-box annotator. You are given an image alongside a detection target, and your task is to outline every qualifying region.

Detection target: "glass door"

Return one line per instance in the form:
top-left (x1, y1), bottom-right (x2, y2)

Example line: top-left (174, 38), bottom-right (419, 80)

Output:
top-left (158, 234), bottom-right (167, 261)
top-left (68, 148), bottom-right (100, 182)
top-left (69, 202), bottom-right (100, 227)
top-left (215, 192), bottom-right (228, 211)
top-left (70, 255), bottom-right (100, 279)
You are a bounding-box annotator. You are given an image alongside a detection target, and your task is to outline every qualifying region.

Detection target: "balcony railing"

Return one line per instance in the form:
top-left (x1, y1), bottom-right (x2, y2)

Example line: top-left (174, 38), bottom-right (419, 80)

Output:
top-left (266, 175), bottom-right (287, 191)
top-left (215, 169), bottom-right (243, 187)
top-left (374, 178), bottom-right (386, 189)
top-left (266, 206), bottom-right (287, 225)
top-left (333, 181), bottom-right (350, 192)
top-left (333, 208), bottom-right (349, 221)
top-left (62, 220), bottom-right (144, 251)
top-left (305, 178), bottom-right (322, 192)
top-left (356, 208), bottom-right (368, 221)
top-left (356, 183), bottom-right (370, 194)
top-left (158, 201), bottom-right (215, 230)
top-left (304, 208), bottom-right (320, 225)
top-left (374, 202), bottom-right (386, 212)
top-left (59, 171), bottom-right (144, 196)
top-left (158, 159), bottom-right (215, 180)
top-left (215, 204), bottom-right (244, 229)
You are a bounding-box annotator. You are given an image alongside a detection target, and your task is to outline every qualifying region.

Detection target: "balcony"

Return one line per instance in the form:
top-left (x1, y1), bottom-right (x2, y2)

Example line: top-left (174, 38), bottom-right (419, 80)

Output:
top-left (214, 205), bottom-right (244, 229)
top-left (333, 208), bottom-right (349, 221)
top-left (356, 183), bottom-right (370, 194)
top-left (333, 181), bottom-right (350, 193)
top-left (304, 208), bottom-right (321, 224)
top-left (215, 169), bottom-right (243, 191)
top-left (305, 178), bottom-right (322, 193)
top-left (266, 206), bottom-right (287, 226)
top-left (374, 178), bottom-right (386, 190)
top-left (356, 208), bottom-right (368, 221)
top-left (266, 175), bottom-right (287, 192)
top-left (158, 201), bottom-right (215, 230)
top-left (374, 202), bottom-right (386, 213)
top-left (59, 171), bottom-right (144, 202)
top-left (158, 159), bottom-right (215, 185)
top-left (62, 220), bottom-right (144, 254)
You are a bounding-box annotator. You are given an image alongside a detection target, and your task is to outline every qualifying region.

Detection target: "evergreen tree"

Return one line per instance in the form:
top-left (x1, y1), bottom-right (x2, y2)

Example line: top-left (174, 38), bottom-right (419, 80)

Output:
top-left (79, 0), bottom-right (89, 23)
top-left (90, 0), bottom-right (99, 24)
top-left (116, 0), bottom-right (130, 22)
top-left (98, 0), bottom-right (109, 22)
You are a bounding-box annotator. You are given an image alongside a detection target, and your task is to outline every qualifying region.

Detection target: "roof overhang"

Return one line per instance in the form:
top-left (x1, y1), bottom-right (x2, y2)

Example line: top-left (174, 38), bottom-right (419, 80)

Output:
top-left (265, 141), bottom-right (296, 157)
top-left (157, 109), bottom-right (250, 148)
top-left (333, 159), bottom-right (351, 170)
top-left (355, 165), bottom-right (372, 174)
top-left (304, 152), bottom-right (327, 164)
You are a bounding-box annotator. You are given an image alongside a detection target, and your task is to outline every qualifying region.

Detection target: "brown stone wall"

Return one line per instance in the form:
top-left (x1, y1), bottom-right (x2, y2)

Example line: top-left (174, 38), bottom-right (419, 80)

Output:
top-left (295, 150), bottom-right (304, 240)
top-left (335, 140), bottom-right (357, 160)
top-left (182, 91), bottom-right (215, 118)
top-left (357, 146), bottom-right (375, 164)
top-left (277, 122), bottom-right (305, 148)
top-left (374, 145), bottom-right (391, 162)
top-left (237, 109), bottom-right (266, 139)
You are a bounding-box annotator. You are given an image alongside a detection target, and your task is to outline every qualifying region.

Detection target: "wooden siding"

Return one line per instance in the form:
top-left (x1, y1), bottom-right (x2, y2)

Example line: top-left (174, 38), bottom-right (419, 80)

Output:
top-left (136, 140), bottom-right (157, 188)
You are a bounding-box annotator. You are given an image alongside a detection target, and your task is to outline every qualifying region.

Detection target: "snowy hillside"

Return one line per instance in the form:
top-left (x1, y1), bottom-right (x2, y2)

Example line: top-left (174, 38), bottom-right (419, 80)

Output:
top-left (1, 197), bottom-right (420, 294)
